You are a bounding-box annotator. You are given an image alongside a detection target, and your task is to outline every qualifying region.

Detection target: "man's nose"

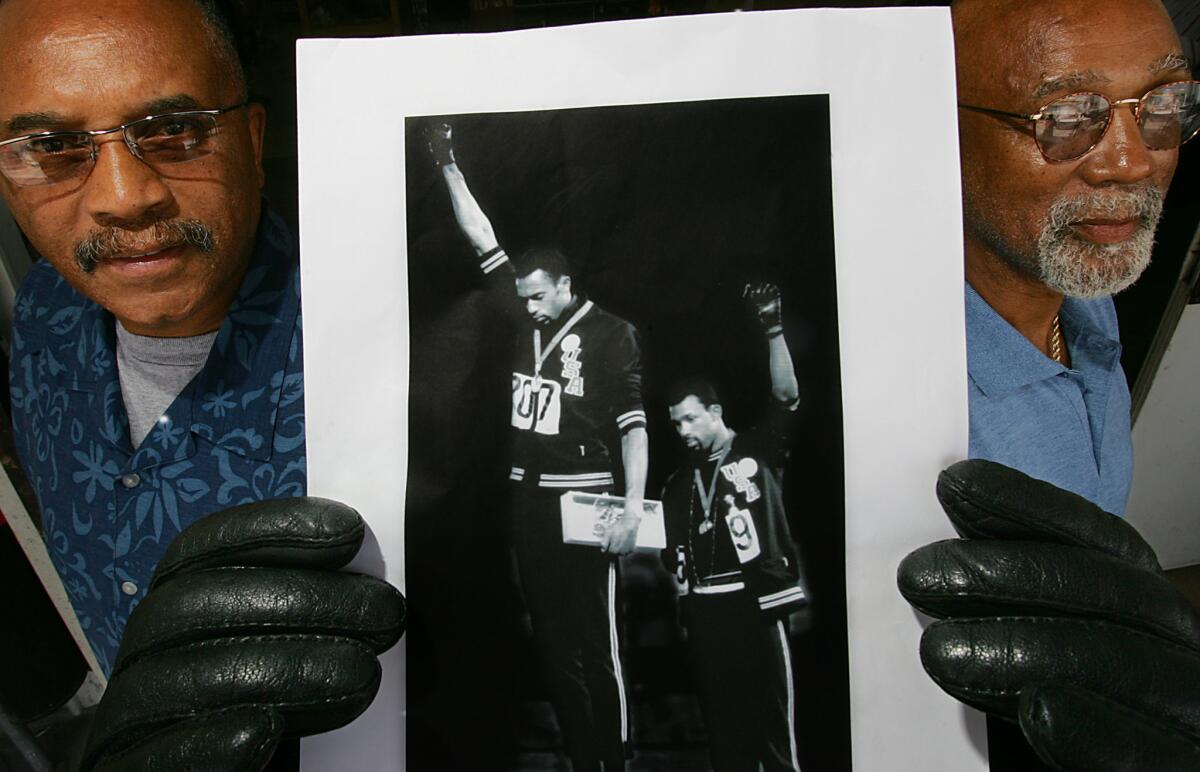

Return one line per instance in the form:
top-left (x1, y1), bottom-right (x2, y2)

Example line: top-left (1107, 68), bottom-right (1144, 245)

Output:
top-left (80, 135), bottom-right (176, 228)
top-left (1078, 104), bottom-right (1159, 187)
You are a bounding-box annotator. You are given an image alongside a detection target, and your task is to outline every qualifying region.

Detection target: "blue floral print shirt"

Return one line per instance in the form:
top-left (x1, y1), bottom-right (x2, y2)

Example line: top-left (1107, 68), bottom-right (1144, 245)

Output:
top-left (9, 209), bottom-right (305, 675)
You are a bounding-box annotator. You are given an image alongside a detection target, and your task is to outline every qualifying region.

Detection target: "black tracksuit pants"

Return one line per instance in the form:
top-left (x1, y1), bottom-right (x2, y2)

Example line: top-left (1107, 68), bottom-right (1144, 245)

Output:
top-left (510, 482), bottom-right (629, 772)
top-left (682, 590), bottom-right (801, 772)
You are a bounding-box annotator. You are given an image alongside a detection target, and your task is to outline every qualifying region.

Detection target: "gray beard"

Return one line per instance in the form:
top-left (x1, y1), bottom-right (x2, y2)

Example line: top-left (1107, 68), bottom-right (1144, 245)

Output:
top-left (1031, 184), bottom-right (1163, 299)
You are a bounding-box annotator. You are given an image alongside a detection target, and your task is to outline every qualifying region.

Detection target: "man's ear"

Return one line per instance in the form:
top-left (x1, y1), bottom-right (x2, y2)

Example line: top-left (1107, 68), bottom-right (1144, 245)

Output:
top-left (246, 102), bottom-right (268, 189)
top-left (709, 404), bottom-right (723, 419)
top-left (558, 275), bottom-right (572, 294)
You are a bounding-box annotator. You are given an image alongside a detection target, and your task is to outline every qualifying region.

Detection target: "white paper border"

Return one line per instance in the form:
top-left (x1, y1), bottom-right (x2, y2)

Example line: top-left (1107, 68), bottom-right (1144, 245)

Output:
top-left (298, 9), bottom-right (978, 769)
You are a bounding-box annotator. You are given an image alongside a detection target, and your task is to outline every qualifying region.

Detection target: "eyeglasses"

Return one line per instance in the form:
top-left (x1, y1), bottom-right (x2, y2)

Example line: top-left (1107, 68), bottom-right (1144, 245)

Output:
top-left (959, 80), bottom-right (1200, 162)
top-left (0, 102), bottom-right (249, 187)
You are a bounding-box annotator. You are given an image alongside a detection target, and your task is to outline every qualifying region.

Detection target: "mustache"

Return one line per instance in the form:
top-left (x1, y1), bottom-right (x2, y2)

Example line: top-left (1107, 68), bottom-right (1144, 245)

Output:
top-left (1045, 183), bottom-right (1164, 234)
top-left (74, 219), bottom-right (214, 274)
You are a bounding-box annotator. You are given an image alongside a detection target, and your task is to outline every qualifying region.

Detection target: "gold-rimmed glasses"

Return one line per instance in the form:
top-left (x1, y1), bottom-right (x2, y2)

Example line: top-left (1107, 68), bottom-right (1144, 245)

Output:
top-left (959, 80), bottom-right (1200, 162)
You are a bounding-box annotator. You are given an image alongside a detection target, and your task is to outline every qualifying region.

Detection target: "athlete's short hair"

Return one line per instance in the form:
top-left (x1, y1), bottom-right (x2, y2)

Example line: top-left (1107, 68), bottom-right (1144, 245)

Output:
top-left (667, 377), bottom-right (721, 409)
top-left (513, 245), bottom-right (572, 283)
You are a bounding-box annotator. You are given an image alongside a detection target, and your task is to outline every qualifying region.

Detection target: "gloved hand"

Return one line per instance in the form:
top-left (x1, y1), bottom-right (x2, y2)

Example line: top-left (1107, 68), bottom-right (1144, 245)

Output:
top-left (743, 282), bottom-right (783, 337)
top-left (425, 122), bottom-right (456, 167)
top-left (898, 460), bottom-right (1200, 772)
top-left (81, 497), bottom-right (406, 772)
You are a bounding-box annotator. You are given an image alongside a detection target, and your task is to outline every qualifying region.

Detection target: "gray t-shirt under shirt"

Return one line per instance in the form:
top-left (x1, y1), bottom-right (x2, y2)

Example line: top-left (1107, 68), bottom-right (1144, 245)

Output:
top-left (116, 322), bottom-right (218, 449)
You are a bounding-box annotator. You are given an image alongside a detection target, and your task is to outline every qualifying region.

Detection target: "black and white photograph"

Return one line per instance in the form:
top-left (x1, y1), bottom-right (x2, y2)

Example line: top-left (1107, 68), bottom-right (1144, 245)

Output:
top-left (297, 10), bottom-right (970, 769)
top-left (401, 97), bottom-right (845, 770)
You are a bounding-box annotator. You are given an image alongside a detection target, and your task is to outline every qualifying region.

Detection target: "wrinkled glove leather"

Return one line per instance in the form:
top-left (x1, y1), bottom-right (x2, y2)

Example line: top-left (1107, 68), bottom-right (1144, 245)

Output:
top-left (82, 497), bottom-right (406, 772)
top-left (898, 459), bottom-right (1200, 772)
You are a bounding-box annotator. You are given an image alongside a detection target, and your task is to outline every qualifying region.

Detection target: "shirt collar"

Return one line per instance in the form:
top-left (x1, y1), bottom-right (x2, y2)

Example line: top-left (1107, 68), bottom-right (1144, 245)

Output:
top-left (965, 281), bottom-right (1120, 398)
top-left (541, 293), bottom-right (585, 334)
top-left (1058, 293), bottom-right (1122, 375)
top-left (708, 428), bottom-right (736, 460)
top-left (185, 207), bottom-right (301, 462)
top-left (966, 283), bottom-right (1057, 398)
top-left (25, 207), bottom-right (300, 465)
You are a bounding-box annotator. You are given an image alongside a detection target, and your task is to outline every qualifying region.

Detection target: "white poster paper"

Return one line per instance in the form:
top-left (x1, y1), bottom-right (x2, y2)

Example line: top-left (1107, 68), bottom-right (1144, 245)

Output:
top-left (298, 8), bottom-right (980, 770)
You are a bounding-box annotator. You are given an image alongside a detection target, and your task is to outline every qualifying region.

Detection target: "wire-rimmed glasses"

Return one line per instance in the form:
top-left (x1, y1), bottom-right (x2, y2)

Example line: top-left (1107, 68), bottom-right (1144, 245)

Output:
top-left (0, 101), bottom-right (250, 187)
top-left (959, 80), bottom-right (1200, 162)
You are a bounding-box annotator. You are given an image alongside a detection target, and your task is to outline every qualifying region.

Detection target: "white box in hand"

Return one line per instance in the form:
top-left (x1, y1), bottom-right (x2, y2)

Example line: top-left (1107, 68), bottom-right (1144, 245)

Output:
top-left (560, 491), bottom-right (667, 550)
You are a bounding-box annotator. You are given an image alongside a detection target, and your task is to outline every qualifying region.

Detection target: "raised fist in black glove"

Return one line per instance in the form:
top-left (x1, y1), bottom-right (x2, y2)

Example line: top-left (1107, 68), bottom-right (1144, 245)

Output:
top-left (743, 281), bottom-right (783, 336)
top-left (898, 460), bottom-right (1200, 771)
top-left (425, 122), bottom-right (456, 167)
top-left (81, 497), bottom-right (406, 771)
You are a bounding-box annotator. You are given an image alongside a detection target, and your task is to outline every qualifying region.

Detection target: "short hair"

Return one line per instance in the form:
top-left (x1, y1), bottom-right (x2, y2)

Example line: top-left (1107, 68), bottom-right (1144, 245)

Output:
top-left (667, 377), bottom-right (721, 409)
top-left (0, 0), bottom-right (250, 100)
top-left (194, 0), bottom-right (250, 100)
top-left (512, 246), bottom-right (572, 283)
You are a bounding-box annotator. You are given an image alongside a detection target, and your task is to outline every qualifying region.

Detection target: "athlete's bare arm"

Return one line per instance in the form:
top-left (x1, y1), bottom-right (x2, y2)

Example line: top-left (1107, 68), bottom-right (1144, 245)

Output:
top-left (767, 337), bottom-right (799, 407)
top-left (603, 427), bottom-right (648, 556)
top-left (428, 123), bottom-right (501, 256)
top-left (745, 283), bottom-right (800, 407)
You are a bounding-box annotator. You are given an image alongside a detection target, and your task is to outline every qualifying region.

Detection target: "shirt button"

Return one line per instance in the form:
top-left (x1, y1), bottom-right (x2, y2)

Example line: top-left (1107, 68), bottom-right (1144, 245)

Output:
top-left (120, 581), bottom-right (139, 596)
top-left (120, 473), bottom-right (141, 489)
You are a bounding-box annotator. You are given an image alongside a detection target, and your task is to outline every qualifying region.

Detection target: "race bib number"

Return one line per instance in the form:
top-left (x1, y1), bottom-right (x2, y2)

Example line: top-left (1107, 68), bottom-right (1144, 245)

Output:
top-left (512, 372), bottom-right (562, 435)
top-left (725, 503), bottom-right (761, 563)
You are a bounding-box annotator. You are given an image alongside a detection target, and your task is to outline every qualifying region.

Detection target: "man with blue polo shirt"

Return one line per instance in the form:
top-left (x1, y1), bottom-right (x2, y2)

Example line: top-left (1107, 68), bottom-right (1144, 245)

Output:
top-left (965, 286), bottom-right (1132, 517)
top-left (955, 0), bottom-right (1188, 518)
top-left (899, 1), bottom-right (1200, 769)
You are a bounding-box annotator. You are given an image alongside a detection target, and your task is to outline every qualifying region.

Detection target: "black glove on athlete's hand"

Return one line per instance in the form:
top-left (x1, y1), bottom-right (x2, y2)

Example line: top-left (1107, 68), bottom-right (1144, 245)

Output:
top-left (743, 282), bottom-right (783, 336)
top-left (82, 498), bottom-right (406, 772)
top-left (898, 460), bottom-right (1200, 772)
top-left (425, 122), bottom-right (456, 167)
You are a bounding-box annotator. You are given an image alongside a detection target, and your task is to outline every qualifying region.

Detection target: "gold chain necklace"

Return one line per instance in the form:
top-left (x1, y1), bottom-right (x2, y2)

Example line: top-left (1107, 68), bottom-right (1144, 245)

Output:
top-left (1049, 314), bottom-right (1067, 365)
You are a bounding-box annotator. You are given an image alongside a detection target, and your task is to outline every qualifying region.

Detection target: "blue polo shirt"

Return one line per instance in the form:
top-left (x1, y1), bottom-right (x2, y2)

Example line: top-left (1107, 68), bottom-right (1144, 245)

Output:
top-left (9, 209), bottom-right (306, 675)
top-left (966, 283), bottom-right (1132, 516)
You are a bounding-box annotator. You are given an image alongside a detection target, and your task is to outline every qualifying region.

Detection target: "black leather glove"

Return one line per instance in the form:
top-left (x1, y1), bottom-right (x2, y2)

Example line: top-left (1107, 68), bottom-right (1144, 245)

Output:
top-left (425, 122), bottom-right (456, 167)
top-left (743, 281), bottom-right (783, 337)
top-left (898, 460), bottom-right (1200, 772)
top-left (81, 497), bottom-right (406, 772)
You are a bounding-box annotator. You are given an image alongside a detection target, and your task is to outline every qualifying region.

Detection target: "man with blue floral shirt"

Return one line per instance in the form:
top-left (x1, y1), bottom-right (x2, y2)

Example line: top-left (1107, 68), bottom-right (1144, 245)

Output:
top-left (0, 1), bottom-right (404, 768)
top-left (8, 211), bottom-right (305, 674)
top-left (0, 0), bottom-right (303, 679)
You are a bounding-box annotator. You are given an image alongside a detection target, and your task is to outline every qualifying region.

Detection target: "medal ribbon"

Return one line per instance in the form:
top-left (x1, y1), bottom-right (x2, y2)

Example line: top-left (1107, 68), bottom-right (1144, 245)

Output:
top-left (533, 300), bottom-right (594, 378)
top-left (694, 446), bottom-right (733, 523)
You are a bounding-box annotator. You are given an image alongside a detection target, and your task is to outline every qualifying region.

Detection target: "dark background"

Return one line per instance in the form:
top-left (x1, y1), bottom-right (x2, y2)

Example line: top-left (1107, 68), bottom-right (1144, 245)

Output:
top-left (402, 96), bottom-right (847, 770)
top-left (5, 0), bottom-right (1196, 769)
top-left (235, 0), bottom-right (1198, 403)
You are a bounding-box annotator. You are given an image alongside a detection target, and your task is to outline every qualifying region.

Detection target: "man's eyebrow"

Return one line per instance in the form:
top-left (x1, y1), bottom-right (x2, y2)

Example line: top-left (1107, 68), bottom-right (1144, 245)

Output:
top-left (3, 95), bottom-right (206, 137)
top-left (4, 111), bottom-right (69, 135)
top-left (1033, 70), bottom-right (1111, 99)
top-left (138, 94), bottom-right (205, 115)
top-left (1150, 53), bottom-right (1191, 75)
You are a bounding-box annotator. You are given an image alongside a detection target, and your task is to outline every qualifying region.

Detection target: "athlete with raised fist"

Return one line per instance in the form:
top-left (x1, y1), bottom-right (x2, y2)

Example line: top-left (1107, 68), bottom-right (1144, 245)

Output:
top-left (430, 123), bottom-right (647, 772)
top-left (660, 281), bottom-right (807, 772)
